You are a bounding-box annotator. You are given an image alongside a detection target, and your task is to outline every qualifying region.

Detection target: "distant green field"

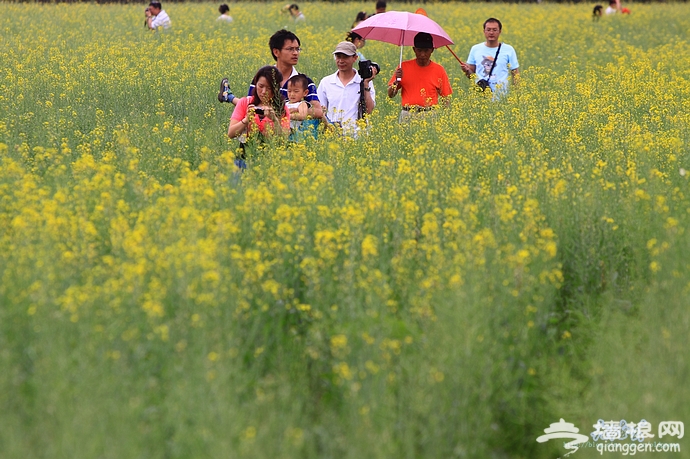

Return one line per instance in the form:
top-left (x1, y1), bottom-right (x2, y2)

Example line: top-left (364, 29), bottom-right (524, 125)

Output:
top-left (1, 2), bottom-right (689, 458)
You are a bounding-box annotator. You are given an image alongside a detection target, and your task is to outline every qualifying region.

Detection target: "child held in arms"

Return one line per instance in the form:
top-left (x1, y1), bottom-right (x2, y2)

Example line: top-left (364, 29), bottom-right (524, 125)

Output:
top-left (285, 74), bottom-right (318, 140)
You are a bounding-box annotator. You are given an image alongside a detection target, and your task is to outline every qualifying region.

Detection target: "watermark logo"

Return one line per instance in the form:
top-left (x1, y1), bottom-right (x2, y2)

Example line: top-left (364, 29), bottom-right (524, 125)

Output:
top-left (537, 419), bottom-right (683, 457)
top-left (536, 419), bottom-right (589, 457)
top-left (591, 419), bottom-right (654, 442)
top-left (659, 421), bottom-right (684, 439)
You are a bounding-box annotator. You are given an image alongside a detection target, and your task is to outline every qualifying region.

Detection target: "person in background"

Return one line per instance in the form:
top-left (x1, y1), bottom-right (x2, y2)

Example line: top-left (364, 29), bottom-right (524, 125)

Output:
top-left (282, 4), bottom-right (306, 22)
top-left (388, 32), bottom-right (452, 122)
top-left (227, 66), bottom-right (290, 169)
top-left (346, 31), bottom-right (367, 61)
top-left (217, 4), bottom-right (233, 23)
top-left (145, 1), bottom-right (171, 30)
top-left (605, 0), bottom-right (618, 14)
top-left (373, 0), bottom-right (386, 15)
top-left (352, 11), bottom-right (367, 28)
top-left (592, 5), bottom-right (603, 20)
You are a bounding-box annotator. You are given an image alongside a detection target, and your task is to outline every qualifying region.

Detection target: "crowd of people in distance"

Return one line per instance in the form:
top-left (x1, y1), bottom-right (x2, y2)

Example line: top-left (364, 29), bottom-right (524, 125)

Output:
top-left (143, 0), bottom-right (633, 173)
top-left (593, 0), bottom-right (630, 19)
top-left (140, 1), bottom-right (528, 170)
top-left (146, 0), bottom-right (629, 33)
top-left (145, 2), bottom-right (310, 31)
top-left (215, 13), bottom-right (523, 172)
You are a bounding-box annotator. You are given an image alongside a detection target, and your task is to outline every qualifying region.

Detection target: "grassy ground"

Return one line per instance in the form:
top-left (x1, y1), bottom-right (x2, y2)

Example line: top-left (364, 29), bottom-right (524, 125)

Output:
top-left (1, 2), bottom-right (689, 458)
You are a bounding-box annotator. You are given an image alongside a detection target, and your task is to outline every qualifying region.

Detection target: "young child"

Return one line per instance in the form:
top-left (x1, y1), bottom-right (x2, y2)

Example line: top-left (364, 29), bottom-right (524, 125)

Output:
top-left (286, 74), bottom-right (318, 140)
top-left (286, 74), bottom-right (310, 131)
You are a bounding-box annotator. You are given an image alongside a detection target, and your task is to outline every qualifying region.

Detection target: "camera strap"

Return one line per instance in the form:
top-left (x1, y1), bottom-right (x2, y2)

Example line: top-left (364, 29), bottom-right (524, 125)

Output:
top-left (486, 43), bottom-right (502, 80)
top-left (358, 79), bottom-right (366, 120)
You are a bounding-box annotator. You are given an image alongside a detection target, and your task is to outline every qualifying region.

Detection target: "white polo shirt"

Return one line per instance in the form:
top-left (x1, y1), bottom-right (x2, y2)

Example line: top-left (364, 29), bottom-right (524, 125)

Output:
top-left (317, 70), bottom-right (375, 136)
top-left (150, 10), bottom-right (171, 29)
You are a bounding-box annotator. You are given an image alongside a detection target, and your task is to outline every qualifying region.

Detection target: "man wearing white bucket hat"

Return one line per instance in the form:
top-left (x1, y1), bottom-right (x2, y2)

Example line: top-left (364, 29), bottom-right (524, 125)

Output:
top-left (317, 41), bottom-right (377, 136)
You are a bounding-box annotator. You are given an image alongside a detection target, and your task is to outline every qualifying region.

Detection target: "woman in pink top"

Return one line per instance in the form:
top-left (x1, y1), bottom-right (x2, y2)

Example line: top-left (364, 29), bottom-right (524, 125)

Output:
top-left (228, 66), bottom-right (290, 141)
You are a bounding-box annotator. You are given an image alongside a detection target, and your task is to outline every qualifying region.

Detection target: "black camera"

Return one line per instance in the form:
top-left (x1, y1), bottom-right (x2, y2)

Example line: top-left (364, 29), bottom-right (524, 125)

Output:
top-left (475, 79), bottom-right (491, 92)
top-left (254, 108), bottom-right (264, 116)
top-left (358, 60), bottom-right (380, 80)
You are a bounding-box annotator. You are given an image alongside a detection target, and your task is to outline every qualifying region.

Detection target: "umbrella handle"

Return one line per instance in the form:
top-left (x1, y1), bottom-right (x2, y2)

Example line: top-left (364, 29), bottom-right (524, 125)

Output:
top-left (397, 45), bottom-right (403, 81)
top-left (445, 45), bottom-right (465, 66)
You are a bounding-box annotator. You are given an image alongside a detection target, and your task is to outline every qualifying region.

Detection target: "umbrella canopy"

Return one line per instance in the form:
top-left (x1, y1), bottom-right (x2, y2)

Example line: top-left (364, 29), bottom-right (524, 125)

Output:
top-left (351, 11), bottom-right (453, 49)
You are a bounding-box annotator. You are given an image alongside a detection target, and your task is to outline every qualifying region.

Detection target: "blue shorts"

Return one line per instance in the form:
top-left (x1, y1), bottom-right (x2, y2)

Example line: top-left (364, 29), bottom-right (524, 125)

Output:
top-left (234, 159), bottom-right (247, 170)
top-left (289, 119), bottom-right (320, 142)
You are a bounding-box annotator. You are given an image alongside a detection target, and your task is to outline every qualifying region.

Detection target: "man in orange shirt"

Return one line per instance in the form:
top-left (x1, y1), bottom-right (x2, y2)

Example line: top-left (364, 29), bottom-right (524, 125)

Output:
top-left (387, 32), bottom-right (452, 122)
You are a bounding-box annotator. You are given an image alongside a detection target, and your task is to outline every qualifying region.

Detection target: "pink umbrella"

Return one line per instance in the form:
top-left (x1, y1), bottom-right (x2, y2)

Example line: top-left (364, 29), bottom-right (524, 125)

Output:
top-left (352, 11), bottom-right (454, 68)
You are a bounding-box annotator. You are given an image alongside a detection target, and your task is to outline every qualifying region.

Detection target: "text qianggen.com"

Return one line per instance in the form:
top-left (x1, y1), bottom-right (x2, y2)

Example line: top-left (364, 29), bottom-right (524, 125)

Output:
top-left (565, 441), bottom-right (681, 455)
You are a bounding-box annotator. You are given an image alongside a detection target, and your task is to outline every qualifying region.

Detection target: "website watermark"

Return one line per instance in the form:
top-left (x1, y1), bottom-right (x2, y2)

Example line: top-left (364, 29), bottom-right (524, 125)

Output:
top-left (536, 419), bottom-right (684, 457)
top-left (567, 441), bottom-right (681, 455)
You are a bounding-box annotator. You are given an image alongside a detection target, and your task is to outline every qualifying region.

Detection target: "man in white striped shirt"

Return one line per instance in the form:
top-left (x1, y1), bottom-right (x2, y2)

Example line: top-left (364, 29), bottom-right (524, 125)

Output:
top-left (146, 2), bottom-right (171, 30)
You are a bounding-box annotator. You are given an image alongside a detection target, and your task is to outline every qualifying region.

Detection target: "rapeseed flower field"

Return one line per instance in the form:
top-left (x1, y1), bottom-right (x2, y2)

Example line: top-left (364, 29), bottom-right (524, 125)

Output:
top-left (1, 2), bottom-right (689, 458)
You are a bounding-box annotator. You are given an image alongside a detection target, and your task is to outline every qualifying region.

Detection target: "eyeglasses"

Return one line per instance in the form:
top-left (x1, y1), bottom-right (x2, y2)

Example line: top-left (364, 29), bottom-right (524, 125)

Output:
top-left (282, 47), bottom-right (302, 53)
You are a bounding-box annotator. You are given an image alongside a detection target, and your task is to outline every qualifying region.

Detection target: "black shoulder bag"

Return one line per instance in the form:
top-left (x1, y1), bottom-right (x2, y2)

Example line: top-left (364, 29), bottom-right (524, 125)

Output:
top-left (476, 43), bottom-right (502, 92)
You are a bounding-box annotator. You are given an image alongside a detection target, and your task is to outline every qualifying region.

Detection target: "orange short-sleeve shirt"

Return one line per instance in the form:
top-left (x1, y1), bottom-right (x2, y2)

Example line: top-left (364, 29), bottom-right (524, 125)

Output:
top-left (388, 59), bottom-right (452, 107)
